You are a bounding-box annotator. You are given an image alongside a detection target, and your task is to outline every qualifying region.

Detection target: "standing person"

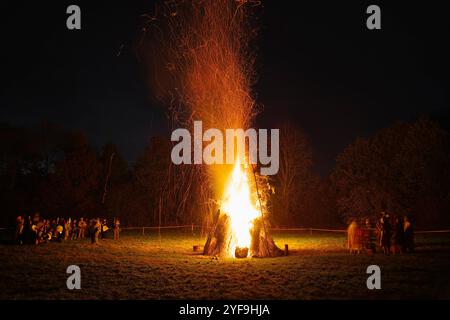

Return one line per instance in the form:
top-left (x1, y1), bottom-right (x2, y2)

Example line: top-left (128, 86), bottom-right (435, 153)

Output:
top-left (113, 217), bottom-right (120, 240)
top-left (15, 215), bottom-right (24, 245)
top-left (23, 216), bottom-right (33, 244)
top-left (100, 218), bottom-right (108, 239)
top-left (392, 216), bottom-right (405, 254)
top-left (404, 216), bottom-right (415, 253)
top-left (64, 218), bottom-right (71, 240)
top-left (43, 220), bottom-right (52, 243)
top-left (56, 221), bottom-right (64, 243)
top-left (347, 219), bottom-right (361, 254)
top-left (31, 214), bottom-right (40, 245)
top-left (51, 219), bottom-right (57, 238)
top-left (36, 219), bottom-right (45, 245)
top-left (71, 219), bottom-right (79, 240)
top-left (364, 218), bottom-right (376, 254)
top-left (90, 218), bottom-right (101, 244)
top-left (380, 213), bottom-right (392, 255)
top-left (31, 223), bottom-right (38, 245)
top-left (78, 218), bottom-right (86, 240)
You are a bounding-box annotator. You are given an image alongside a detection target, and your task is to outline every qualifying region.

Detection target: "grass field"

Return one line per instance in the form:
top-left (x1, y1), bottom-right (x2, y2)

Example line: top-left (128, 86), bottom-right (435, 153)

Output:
top-left (1, 230), bottom-right (450, 300)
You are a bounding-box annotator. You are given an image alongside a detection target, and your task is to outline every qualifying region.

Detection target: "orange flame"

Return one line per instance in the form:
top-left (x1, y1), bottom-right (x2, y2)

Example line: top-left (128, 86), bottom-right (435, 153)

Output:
top-left (221, 159), bottom-right (260, 257)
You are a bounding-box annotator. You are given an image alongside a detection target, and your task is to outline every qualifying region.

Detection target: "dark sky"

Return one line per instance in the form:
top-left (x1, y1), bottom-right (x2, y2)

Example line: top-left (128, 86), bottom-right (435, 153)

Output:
top-left (1, 1), bottom-right (449, 175)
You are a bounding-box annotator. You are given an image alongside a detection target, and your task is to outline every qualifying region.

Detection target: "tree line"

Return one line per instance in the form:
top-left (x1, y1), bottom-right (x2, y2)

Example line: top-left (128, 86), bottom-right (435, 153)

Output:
top-left (1, 117), bottom-right (449, 229)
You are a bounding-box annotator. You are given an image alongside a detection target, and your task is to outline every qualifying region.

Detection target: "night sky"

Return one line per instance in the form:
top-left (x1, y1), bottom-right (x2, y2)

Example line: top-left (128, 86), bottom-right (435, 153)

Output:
top-left (1, 1), bottom-right (449, 175)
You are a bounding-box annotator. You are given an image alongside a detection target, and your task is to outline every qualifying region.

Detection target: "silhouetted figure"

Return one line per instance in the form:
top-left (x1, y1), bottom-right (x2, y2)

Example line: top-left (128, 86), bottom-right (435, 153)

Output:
top-left (55, 221), bottom-right (64, 243)
top-left (380, 214), bottom-right (391, 255)
top-left (347, 219), bottom-right (362, 254)
top-left (78, 218), bottom-right (87, 239)
top-left (22, 216), bottom-right (33, 244)
top-left (364, 218), bottom-right (376, 254)
top-left (90, 218), bottom-right (101, 244)
top-left (64, 218), bottom-right (71, 240)
top-left (100, 219), bottom-right (108, 239)
top-left (392, 216), bottom-right (405, 254)
top-left (403, 216), bottom-right (415, 253)
top-left (15, 216), bottom-right (24, 245)
top-left (113, 217), bottom-right (120, 240)
top-left (71, 219), bottom-right (79, 240)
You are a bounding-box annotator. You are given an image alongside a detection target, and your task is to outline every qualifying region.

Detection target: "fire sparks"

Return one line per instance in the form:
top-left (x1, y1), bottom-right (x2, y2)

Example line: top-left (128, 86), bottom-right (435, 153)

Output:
top-left (221, 159), bottom-right (261, 257)
top-left (143, 1), bottom-right (280, 258)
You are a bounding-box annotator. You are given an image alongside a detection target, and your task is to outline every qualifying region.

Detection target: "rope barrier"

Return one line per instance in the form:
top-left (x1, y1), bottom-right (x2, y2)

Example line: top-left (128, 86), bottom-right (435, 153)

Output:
top-left (119, 225), bottom-right (450, 234)
top-left (1, 225), bottom-right (450, 234)
top-left (271, 227), bottom-right (347, 233)
top-left (121, 225), bottom-right (194, 230)
top-left (415, 230), bottom-right (450, 234)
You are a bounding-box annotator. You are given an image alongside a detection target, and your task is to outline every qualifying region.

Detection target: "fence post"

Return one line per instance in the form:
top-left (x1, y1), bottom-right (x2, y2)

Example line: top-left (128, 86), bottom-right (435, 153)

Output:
top-left (142, 227), bottom-right (145, 236)
top-left (191, 223), bottom-right (194, 235)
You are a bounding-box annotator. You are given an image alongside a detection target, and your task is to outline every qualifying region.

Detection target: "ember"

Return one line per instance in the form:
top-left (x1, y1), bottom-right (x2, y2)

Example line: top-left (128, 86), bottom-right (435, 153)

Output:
top-left (144, 0), bottom-right (283, 258)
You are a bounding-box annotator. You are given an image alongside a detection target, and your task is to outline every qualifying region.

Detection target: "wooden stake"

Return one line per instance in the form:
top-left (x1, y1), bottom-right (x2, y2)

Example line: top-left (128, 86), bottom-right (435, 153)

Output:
top-left (251, 165), bottom-right (271, 253)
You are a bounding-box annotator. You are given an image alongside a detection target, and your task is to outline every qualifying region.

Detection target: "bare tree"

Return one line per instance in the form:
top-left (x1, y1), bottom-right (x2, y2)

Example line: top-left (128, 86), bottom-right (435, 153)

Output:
top-left (273, 123), bottom-right (313, 226)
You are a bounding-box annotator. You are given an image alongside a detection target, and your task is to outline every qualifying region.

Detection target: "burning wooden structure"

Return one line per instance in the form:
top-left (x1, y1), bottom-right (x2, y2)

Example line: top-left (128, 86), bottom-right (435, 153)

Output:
top-left (142, 0), bottom-right (282, 258)
top-left (203, 160), bottom-right (283, 258)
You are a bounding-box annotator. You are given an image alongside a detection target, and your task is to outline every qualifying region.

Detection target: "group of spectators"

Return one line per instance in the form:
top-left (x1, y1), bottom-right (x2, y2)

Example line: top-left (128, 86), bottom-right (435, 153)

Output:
top-left (14, 213), bottom-right (121, 245)
top-left (347, 212), bottom-right (415, 255)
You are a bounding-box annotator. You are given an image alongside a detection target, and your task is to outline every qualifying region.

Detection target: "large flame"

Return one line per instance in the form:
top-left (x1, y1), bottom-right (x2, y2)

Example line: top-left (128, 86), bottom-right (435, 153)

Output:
top-left (221, 159), bottom-right (261, 257)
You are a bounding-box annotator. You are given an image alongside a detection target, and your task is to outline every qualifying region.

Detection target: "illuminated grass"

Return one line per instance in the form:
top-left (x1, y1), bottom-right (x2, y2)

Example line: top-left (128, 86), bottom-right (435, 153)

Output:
top-left (0, 231), bottom-right (449, 299)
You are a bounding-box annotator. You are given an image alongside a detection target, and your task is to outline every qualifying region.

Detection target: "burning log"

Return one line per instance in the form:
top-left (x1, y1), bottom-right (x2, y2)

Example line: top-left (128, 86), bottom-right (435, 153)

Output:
top-left (203, 208), bottom-right (283, 258)
top-left (235, 247), bottom-right (249, 258)
top-left (203, 213), bottom-right (283, 258)
top-left (203, 210), bottom-right (230, 256)
top-left (250, 217), bottom-right (284, 258)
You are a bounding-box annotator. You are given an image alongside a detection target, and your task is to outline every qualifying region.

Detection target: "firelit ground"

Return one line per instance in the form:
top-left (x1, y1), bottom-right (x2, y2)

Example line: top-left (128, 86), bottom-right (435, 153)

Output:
top-left (1, 231), bottom-right (449, 299)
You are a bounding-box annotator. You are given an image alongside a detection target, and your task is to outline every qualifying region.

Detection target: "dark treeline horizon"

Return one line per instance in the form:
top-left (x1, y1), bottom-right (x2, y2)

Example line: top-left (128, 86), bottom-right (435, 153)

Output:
top-left (1, 116), bottom-right (449, 230)
top-left (1, 1), bottom-right (450, 230)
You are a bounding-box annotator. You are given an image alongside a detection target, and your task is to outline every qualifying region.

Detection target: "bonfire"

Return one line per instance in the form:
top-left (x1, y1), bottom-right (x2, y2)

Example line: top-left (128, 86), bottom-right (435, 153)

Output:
top-left (141, 0), bottom-right (282, 258)
top-left (203, 158), bottom-right (282, 258)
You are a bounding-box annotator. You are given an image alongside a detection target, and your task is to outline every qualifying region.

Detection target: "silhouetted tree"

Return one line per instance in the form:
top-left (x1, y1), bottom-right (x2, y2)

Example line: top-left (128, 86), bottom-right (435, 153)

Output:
top-left (272, 123), bottom-right (316, 226)
top-left (99, 143), bottom-right (130, 220)
top-left (132, 136), bottom-right (171, 225)
top-left (41, 133), bottom-right (101, 218)
top-left (333, 118), bottom-right (450, 227)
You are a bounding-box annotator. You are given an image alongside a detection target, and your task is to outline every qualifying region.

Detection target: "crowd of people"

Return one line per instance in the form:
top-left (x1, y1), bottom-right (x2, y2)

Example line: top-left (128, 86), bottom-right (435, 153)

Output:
top-left (13, 211), bottom-right (415, 255)
top-left (14, 213), bottom-right (121, 245)
top-left (347, 212), bottom-right (415, 255)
